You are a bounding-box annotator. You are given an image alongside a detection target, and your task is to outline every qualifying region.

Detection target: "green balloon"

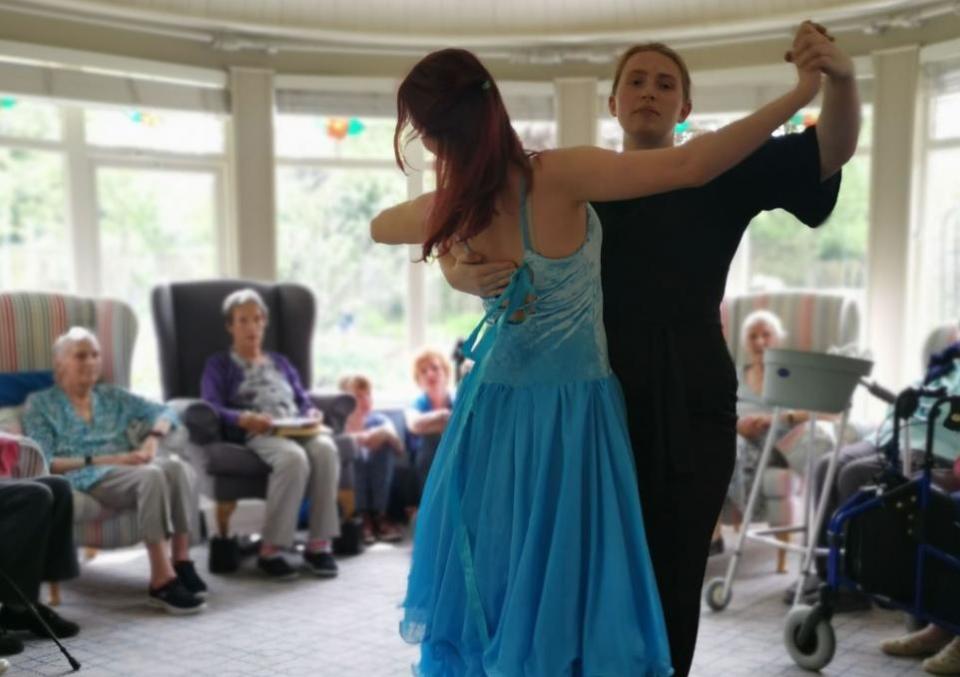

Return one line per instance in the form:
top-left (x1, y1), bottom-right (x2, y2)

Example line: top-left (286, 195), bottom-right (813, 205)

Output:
top-left (347, 118), bottom-right (365, 136)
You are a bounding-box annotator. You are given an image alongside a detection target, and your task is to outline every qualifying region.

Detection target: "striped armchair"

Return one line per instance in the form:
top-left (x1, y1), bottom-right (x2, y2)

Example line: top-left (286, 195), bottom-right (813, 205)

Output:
top-left (0, 291), bottom-right (142, 549)
top-left (720, 290), bottom-right (861, 368)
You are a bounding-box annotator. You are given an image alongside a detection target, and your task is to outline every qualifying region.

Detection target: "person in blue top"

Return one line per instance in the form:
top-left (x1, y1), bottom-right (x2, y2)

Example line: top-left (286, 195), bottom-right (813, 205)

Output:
top-left (406, 348), bottom-right (454, 503)
top-left (442, 24), bottom-right (860, 676)
top-left (22, 327), bottom-right (206, 615)
top-left (340, 374), bottom-right (404, 544)
top-left (371, 37), bottom-right (822, 675)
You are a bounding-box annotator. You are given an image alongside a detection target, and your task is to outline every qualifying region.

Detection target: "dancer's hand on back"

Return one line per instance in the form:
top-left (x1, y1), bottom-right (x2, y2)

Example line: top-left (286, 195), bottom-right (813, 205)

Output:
top-left (440, 250), bottom-right (517, 298)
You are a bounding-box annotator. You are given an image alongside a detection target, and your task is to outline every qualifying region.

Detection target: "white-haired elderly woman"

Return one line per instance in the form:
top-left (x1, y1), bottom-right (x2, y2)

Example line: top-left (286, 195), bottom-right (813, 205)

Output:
top-left (726, 309), bottom-right (826, 525)
top-left (201, 288), bottom-right (340, 580)
top-left (21, 327), bottom-right (206, 615)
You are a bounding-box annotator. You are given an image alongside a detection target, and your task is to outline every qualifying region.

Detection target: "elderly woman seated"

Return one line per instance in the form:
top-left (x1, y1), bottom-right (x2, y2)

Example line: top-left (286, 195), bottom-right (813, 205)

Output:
top-left (201, 289), bottom-right (340, 580)
top-left (727, 310), bottom-right (834, 522)
top-left (21, 327), bottom-right (206, 615)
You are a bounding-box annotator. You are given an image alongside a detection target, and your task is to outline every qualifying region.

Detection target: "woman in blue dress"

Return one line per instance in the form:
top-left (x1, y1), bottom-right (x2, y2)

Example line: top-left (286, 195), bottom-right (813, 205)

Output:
top-left (372, 46), bottom-right (819, 676)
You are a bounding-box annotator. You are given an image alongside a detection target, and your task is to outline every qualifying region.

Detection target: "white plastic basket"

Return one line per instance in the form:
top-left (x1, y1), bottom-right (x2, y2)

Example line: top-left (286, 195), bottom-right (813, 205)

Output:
top-left (762, 349), bottom-right (873, 413)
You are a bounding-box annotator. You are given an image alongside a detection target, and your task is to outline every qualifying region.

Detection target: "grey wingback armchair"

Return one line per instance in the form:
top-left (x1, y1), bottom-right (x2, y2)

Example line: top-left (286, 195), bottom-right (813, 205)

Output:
top-left (151, 279), bottom-right (357, 539)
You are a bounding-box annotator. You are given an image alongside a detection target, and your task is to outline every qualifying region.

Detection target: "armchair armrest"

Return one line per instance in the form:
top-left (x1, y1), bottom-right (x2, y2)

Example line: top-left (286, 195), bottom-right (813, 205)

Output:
top-left (169, 398), bottom-right (222, 445)
top-left (308, 391), bottom-right (356, 434)
top-left (1, 433), bottom-right (48, 478)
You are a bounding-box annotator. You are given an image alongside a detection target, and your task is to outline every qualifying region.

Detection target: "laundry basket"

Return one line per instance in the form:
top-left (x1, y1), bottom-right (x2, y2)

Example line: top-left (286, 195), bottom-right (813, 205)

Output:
top-left (762, 349), bottom-right (873, 413)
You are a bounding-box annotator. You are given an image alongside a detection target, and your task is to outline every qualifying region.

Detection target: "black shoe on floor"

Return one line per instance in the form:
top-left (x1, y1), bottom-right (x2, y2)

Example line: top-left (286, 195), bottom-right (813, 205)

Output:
top-left (0, 603), bottom-right (79, 639)
top-left (0, 628), bottom-right (23, 657)
top-left (148, 579), bottom-right (206, 615)
top-left (257, 556), bottom-right (300, 581)
top-left (303, 551), bottom-right (339, 578)
top-left (173, 560), bottom-right (208, 598)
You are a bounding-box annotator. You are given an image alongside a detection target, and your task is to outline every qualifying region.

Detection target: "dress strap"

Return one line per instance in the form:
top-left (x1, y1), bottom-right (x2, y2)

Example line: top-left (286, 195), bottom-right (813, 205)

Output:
top-left (518, 175), bottom-right (534, 254)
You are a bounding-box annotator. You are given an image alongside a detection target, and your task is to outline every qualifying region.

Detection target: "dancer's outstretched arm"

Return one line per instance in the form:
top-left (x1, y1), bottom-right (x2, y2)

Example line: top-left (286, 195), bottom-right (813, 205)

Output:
top-left (541, 65), bottom-right (821, 202)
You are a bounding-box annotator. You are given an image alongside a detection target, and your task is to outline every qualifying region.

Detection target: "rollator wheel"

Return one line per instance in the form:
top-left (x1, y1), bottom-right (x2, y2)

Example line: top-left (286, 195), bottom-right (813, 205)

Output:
top-left (704, 577), bottom-right (732, 612)
top-left (784, 605), bottom-right (836, 671)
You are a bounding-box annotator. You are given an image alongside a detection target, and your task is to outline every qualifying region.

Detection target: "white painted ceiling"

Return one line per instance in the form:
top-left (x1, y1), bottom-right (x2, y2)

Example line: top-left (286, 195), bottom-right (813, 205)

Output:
top-left (2, 0), bottom-right (954, 54)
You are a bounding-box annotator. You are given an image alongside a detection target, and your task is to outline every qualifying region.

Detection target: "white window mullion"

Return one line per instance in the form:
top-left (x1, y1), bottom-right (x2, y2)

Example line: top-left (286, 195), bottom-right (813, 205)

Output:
top-left (62, 106), bottom-right (100, 295)
top-left (405, 138), bottom-right (426, 352)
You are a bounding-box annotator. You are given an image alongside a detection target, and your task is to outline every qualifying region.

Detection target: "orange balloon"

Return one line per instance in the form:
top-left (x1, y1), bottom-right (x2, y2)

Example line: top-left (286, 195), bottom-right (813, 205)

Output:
top-left (326, 118), bottom-right (349, 140)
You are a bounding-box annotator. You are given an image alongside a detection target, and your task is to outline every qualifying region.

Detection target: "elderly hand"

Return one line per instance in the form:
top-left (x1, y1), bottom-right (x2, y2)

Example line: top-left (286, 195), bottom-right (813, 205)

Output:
top-left (737, 414), bottom-right (772, 439)
top-left (239, 412), bottom-right (274, 435)
top-left (113, 449), bottom-right (150, 465)
top-left (130, 438), bottom-right (158, 464)
top-left (787, 21), bottom-right (854, 82)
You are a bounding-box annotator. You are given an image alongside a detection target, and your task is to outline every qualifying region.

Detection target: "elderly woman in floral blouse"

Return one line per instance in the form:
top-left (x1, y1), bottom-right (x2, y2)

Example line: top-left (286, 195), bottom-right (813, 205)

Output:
top-left (22, 327), bottom-right (206, 615)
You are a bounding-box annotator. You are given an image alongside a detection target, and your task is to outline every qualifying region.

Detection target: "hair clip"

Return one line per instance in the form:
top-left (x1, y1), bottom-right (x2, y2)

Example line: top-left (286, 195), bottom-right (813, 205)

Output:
top-left (481, 80), bottom-right (491, 91)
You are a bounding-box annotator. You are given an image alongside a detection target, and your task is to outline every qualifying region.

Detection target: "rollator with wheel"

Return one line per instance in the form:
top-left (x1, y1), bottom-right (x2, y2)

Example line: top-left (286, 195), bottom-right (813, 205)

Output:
top-left (783, 388), bottom-right (960, 671)
top-left (704, 348), bottom-right (873, 612)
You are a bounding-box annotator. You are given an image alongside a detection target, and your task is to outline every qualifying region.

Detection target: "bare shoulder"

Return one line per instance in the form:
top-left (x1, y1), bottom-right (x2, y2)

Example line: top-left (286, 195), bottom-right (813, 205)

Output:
top-left (534, 147), bottom-right (603, 173)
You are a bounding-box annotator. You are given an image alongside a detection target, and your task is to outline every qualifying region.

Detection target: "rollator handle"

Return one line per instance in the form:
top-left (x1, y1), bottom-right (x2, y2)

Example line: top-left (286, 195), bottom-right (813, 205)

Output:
top-left (858, 377), bottom-right (896, 404)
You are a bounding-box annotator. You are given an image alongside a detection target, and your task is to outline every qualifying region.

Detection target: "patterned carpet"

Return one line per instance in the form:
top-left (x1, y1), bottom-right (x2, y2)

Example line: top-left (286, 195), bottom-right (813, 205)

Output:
top-left (5, 503), bottom-right (927, 677)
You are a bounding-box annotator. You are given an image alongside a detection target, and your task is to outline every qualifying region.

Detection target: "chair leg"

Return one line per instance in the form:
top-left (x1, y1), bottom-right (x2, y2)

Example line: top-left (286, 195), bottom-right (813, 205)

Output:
top-left (216, 500), bottom-right (237, 538)
top-left (775, 532), bottom-right (790, 574)
top-left (48, 582), bottom-right (61, 607)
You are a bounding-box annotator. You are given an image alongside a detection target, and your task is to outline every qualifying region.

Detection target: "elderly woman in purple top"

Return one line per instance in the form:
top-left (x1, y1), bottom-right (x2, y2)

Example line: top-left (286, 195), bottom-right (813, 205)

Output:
top-left (201, 289), bottom-right (340, 580)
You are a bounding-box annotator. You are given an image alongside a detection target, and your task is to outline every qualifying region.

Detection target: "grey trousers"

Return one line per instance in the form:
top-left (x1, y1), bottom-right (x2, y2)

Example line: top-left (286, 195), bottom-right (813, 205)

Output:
top-left (89, 456), bottom-right (196, 544)
top-left (246, 434), bottom-right (340, 547)
top-left (354, 446), bottom-right (396, 514)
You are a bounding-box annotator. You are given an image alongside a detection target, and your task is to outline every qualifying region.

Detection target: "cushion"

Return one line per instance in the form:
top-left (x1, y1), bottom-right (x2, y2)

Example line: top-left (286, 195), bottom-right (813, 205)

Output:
top-left (0, 371), bottom-right (54, 406)
top-left (0, 406), bottom-right (24, 434)
top-left (0, 435), bottom-right (19, 478)
top-left (181, 403), bottom-right (221, 444)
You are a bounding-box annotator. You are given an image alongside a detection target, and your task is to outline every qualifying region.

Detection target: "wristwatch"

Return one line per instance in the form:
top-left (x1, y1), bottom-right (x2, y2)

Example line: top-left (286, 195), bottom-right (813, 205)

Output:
top-left (84, 455), bottom-right (93, 467)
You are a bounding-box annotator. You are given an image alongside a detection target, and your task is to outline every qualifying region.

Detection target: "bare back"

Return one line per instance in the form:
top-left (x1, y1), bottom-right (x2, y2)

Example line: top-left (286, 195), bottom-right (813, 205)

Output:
top-left (453, 159), bottom-right (589, 262)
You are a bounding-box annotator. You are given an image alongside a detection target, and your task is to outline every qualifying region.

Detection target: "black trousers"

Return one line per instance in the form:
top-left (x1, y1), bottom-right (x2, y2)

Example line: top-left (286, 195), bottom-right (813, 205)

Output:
top-left (632, 411), bottom-right (736, 677)
top-left (614, 322), bottom-right (738, 677)
top-left (0, 476), bottom-right (79, 604)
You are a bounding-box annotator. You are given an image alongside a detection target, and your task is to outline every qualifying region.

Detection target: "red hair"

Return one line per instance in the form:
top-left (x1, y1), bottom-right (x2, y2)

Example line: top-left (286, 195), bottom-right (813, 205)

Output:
top-left (394, 48), bottom-right (532, 260)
